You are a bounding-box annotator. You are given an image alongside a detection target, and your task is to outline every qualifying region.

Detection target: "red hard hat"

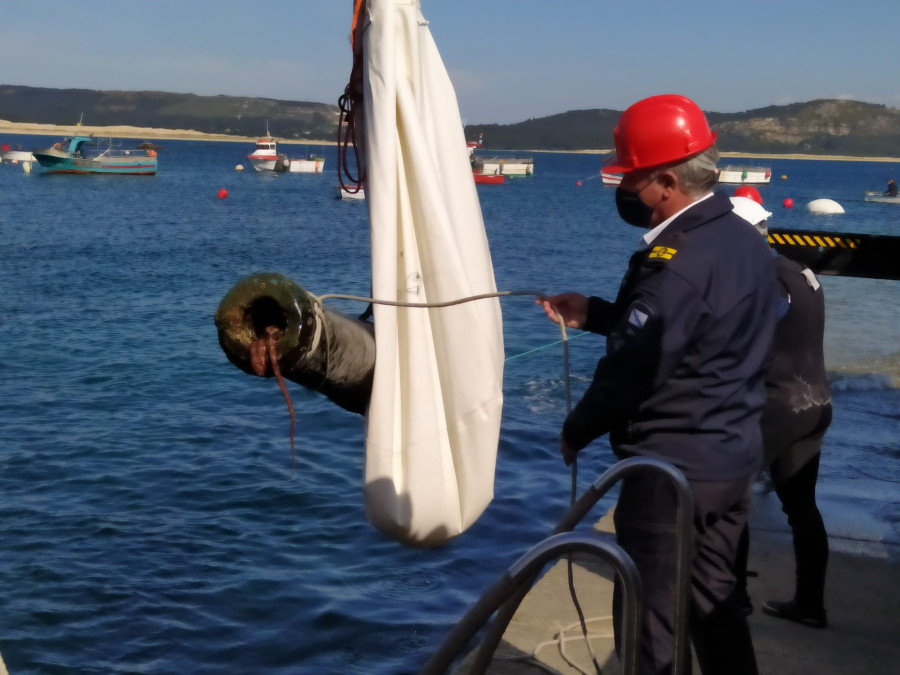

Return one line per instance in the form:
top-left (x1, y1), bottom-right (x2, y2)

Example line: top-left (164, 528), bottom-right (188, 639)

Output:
top-left (734, 185), bottom-right (764, 205)
top-left (604, 94), bottom-right (717, 174)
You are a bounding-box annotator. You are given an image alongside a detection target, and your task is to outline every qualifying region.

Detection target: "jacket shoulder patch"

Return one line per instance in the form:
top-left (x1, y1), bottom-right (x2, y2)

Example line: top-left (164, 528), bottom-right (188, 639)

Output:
top-left (648, 245), bottom-right (677, 261)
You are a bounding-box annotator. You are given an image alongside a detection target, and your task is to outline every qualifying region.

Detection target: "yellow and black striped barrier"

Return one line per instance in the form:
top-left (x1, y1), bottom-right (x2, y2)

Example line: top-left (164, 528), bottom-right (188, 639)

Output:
top-left (767, 228), bottom-right (898, 281)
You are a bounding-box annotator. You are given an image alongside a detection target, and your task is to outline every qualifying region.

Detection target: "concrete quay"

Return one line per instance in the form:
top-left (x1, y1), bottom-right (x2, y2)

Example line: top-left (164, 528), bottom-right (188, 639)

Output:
top-left (452, 492), bottom-right (900, 674)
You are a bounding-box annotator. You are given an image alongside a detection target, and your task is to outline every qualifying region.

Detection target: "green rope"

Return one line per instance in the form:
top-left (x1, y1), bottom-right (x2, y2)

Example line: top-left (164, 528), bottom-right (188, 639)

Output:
top-left (505, 330), bottom-right (591, 362)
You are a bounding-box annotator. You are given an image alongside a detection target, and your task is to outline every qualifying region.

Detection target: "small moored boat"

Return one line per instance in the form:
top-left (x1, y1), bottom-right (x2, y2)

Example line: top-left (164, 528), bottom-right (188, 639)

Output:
top-left (863, 191), bottom-right (900, 204)
top-left (471, 153), bottom-right (533, 177)
top-left (273, 150), bottom-right (326, 174)
top-left (1, 143), bottom-right (36, 163)
top-left (717, 165), bottom-right (771, 184)
top-left (601, 171), bottom-right (622, 186)
top-left (473, 172), bottom-right (505, 185)
top-left (335, 185), bottom-right (366, 200)
top-left (246, 130), bottom-right (279, 172)
top-left (32, 136), bottom-right (158, 175)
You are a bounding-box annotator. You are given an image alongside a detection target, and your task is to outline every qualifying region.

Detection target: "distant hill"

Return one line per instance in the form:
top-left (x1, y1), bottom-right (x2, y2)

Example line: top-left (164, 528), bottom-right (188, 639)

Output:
top-left (2, 85), bottom-right (899, 157)
top-left (0, 84), bottom-right (340, 140)
top-left (465, 100), bottom-right (900, 157)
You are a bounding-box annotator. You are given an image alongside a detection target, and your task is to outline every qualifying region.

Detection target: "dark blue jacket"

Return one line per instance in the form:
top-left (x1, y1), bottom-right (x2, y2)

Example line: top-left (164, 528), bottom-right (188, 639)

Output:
top-left (563, 192), bottom-right (777, 480)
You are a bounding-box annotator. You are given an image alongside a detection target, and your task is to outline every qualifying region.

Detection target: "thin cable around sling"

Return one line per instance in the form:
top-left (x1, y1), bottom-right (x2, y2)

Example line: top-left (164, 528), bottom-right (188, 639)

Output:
top-left (553, 305), bottom-right (603, 675)
top-left (313, 288), bottom-right (602, 672)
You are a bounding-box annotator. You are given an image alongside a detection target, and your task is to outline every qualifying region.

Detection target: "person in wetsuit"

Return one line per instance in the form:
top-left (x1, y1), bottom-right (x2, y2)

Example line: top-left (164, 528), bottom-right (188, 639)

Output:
top-left (730, 195), bottom-right (832, 630)
top-left (539, 95), bottom-right (776, 675)
top-left (884, 178), bottom-right (898, 196)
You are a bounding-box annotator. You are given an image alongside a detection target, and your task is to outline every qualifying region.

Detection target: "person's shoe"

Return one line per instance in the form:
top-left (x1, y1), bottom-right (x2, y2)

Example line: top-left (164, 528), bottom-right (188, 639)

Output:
top-left (761, 600), bottom-right (827, 629)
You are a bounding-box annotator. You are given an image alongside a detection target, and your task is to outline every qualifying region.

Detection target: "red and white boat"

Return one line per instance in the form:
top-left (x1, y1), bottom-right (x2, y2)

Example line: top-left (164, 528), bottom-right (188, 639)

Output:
top-left (466, 132), bottom-right (483, 157)
top-left (601, 171), bottom-right (622, 186)
top-left (473, 172), bottom-right (504, 185)
top-left (246, 129), bottom-right (279, 172)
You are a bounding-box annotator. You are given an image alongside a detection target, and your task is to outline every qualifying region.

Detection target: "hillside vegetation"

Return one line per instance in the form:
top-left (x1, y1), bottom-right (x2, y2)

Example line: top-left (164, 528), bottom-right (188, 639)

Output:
top-left (0, 85), bottom-right (339, 140)
top-left (2, 85), bottom-right (899, 156)
top-left (465, 100), bottom-right (900, 156)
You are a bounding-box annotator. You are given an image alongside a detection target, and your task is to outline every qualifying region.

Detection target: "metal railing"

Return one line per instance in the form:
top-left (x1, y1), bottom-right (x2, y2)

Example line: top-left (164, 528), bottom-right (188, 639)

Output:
top-left (422, 456), bottom-right (694, 675)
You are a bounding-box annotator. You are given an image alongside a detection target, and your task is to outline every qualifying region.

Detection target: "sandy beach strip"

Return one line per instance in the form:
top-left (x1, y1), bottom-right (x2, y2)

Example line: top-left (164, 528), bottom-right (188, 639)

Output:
top-left (2, 120), bottom-right (897, 161)
top-left (0, 119), bottom-right (335, 146)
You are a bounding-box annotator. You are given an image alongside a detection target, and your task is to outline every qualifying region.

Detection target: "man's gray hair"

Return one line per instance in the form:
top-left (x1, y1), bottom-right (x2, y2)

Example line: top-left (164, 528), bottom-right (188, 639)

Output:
top-left (653, 146), bottom-right (720, 196)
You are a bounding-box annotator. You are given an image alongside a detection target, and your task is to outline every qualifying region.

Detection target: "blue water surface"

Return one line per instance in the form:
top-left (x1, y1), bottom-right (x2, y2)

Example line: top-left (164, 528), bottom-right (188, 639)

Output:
top-left (0, 139), bottom-right (897, 673)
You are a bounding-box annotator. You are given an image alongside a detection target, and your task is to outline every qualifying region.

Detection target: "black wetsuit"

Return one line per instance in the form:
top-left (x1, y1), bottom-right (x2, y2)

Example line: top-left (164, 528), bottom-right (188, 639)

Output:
top-left (762, 255), bottom-right (831, 611)
top-left (885, 181), bottom-right (898, 196)
top-left (564, 191), bottom-right (776, 674)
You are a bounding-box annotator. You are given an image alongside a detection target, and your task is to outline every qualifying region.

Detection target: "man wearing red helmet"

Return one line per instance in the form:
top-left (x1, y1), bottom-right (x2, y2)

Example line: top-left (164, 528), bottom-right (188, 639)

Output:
top-left (540, 94), bottom-right (776, 674)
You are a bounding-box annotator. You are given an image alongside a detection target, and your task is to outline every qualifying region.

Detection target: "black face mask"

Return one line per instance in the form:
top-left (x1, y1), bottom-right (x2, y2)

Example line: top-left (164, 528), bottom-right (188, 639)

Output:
top-left (615, 186), bottom-right (655, 228)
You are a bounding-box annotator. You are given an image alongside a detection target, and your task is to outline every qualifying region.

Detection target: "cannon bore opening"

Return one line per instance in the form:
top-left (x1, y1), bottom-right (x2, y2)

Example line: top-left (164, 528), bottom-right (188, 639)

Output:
top-left (246, 296), bottom-right (288, 339)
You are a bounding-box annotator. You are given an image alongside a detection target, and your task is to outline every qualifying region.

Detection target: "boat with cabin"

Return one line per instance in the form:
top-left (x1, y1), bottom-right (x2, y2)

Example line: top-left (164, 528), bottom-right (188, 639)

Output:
top-left (466, 132), bottom-right (483, 157)
top-left (248, 128), bottom-right (326, 173)
top-left (717, 165), bottom-right (771, 184)
top-left (246, 129), bottom-right (280, 171)
top-left (32, 136), bottom-right (158, 175)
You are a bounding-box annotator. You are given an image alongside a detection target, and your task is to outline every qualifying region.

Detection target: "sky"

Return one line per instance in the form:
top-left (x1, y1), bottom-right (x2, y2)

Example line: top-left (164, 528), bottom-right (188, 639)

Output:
top-left (2, 0), bottom-right (898, 125)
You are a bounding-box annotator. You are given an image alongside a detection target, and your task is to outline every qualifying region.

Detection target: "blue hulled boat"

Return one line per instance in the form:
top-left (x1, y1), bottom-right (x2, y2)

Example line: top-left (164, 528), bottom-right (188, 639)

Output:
top-left (32, 136), bottom-right (158, 175)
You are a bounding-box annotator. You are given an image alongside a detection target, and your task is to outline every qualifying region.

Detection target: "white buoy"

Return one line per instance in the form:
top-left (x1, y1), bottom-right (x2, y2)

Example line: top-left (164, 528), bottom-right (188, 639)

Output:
top-left (807, 198), bottom-right (844, 214)
top-left (22, 161), bottom-right (32, 174)
top-left (235, 164), bottom-right (244, 172)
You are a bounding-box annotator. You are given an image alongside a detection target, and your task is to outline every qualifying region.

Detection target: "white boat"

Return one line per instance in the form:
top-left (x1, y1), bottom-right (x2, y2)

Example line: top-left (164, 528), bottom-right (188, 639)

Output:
top-left (1, 147), bottom-right (36, 163)
top-left (246, 131), bottom-right (278, 172)
top-left (717, 165), bottom-right (771, 184)
top-left (287, 152), bottom-right (325, 173)
top-left (472, 154), bottom-right (533, 177)
top-left (466, 133), bottom-right (483, 157)
top-left (335, 185), bottom-right (365, 200)
top-left (601, 170), bottom-right (622, 186)
top-left (863, 191), bottom-right (900, 203)
top-left (274, 150), bottom-right (326, 174)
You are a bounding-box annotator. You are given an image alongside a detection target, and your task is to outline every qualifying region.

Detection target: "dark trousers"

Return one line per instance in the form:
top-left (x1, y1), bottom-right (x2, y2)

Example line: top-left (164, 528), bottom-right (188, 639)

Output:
top-left (770, 452), bottom-right (829, 610)
top-left (613, 471), bottom-right (758, 675)
top-left (734, 453), bottom-right (828, 612)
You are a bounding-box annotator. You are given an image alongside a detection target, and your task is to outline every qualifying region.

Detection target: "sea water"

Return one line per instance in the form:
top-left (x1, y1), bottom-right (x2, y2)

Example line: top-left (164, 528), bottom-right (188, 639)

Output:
top-left (0, 139), bottom-right (897, 673)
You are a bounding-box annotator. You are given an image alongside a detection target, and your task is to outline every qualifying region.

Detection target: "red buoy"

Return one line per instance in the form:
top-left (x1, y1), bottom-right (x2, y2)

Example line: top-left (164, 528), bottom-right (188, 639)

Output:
top-left (576, 180), bottom-right (582, 186)
top-left (782, 198), bottom-right (794, 209)
top-left (217, 188), bottom-right (228, 199)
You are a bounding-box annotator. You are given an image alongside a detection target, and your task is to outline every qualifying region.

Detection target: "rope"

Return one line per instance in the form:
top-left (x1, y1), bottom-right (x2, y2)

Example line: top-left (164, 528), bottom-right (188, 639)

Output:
top-left (505, 330), bottom-right (590, 362)
top-left (312, 288), bottom-right (602, 672)
top-left (311, 288), bottom-right (604, 671)
top-left (552, 305), bottom-right (603, 675)
top-left (337, 0), bottom-right (366, 194)
top-left (314, 288), bottom-right (545, 308)
top-left (492, 617), bottom-right (615, 675)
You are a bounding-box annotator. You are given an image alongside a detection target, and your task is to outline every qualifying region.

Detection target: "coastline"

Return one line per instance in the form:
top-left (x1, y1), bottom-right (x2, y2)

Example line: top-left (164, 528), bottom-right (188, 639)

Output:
top-left (0, 119), bottom-right (336, 146)
top-left (531, 148), bottom-right (900, 162)
top-left (3, 120), bottom-right (899, 161)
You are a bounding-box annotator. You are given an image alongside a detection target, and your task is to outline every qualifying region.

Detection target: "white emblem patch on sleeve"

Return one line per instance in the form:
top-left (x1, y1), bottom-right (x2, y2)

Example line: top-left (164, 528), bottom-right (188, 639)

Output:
top-left (628, 307), bottom-right (648, 329)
